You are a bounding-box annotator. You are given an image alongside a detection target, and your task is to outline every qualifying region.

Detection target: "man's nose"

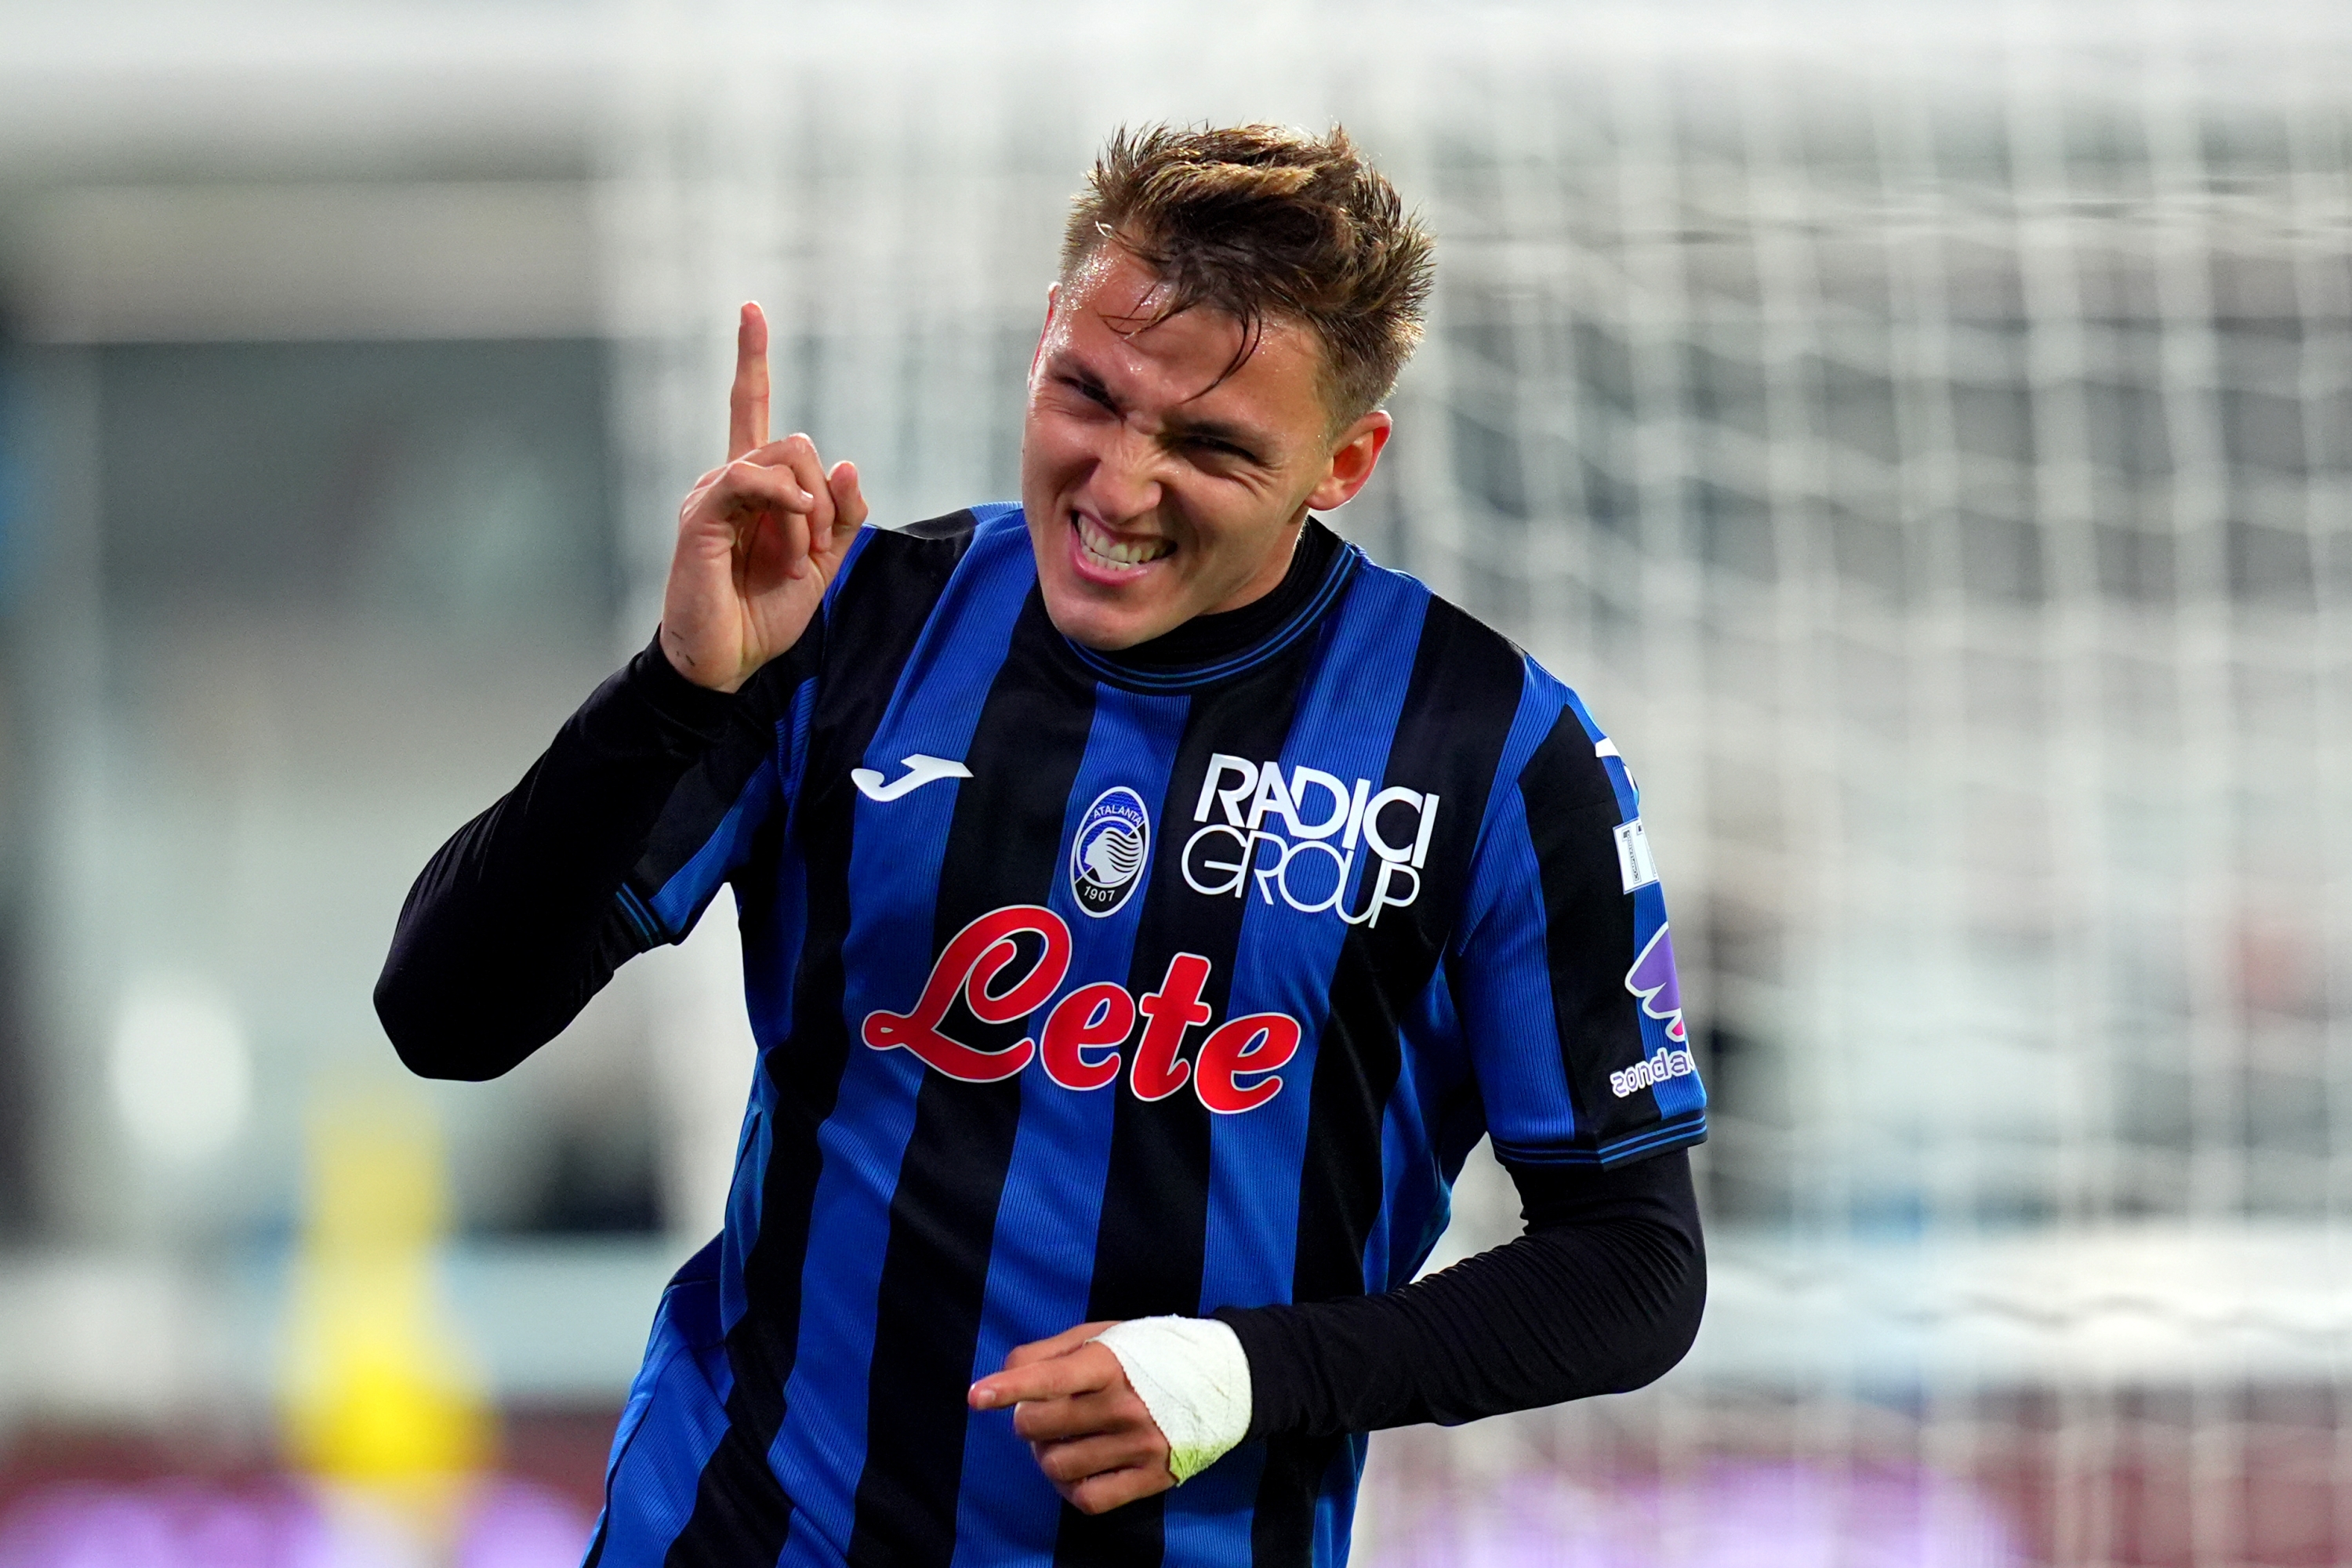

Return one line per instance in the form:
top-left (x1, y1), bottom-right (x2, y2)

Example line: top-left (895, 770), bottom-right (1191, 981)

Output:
top-left (1084, 422), bottom-right (1167, 520)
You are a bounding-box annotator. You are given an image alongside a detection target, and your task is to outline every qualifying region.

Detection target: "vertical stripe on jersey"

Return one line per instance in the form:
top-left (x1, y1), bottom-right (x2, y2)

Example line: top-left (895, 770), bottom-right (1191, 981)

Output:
top-left (1372, 966), bottom-right (1480, 1290)
top-left (1051, 640), bottom-right (1321, 1568)
top-left (953, 681), bottom-right (1192, 1563)
top-left (772, 521), bottom-right (1040, 1567)
top-left (1518, 706), bottom-right (1707, 1145)
top-left (1556, 691), bottom-right (1706, 1136)
top-left (644, 753), bottom-right (784, 937)
top-left (1254, 597), bottom-right (1526, 1566)
top-left (1196, 566), bottom-right (1430, 1308)
top-left (589, 1244), bottom-right (735, 1567)
top-left (662, 524), bottom-right (972, 1568)
top-left (629, 533), bottom-right (865, 943)
top-left (1441, 675), bottom-right (1583, 1160)
top-left (1167, 564), bottom-right (1429, 1568)
top-left (844, 590), bottom-right (1099, 1568)
top-left (737, 677), bottom-right (825, 1051)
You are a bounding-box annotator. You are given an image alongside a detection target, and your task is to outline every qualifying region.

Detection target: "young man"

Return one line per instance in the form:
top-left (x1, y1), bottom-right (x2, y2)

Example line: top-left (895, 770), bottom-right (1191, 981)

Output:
top-left (378, 125), bottom-right (1706, 1568)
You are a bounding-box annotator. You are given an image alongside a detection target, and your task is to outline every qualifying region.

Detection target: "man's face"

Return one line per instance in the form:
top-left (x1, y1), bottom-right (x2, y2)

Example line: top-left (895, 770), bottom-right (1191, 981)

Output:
top-left (1020, 245), bottom-right (1391, 651)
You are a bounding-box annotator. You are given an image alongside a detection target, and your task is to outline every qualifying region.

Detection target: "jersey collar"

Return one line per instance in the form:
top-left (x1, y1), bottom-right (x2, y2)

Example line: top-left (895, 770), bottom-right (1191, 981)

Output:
top-left (1057, 535), bottom-right (1362, 694)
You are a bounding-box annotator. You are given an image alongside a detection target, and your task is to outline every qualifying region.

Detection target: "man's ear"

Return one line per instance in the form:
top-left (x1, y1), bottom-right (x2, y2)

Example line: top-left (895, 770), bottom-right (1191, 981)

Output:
top-left (1028, 281), bottom-right (1062, 383)
top-left (1306, 410), bottom-right (1394, 511)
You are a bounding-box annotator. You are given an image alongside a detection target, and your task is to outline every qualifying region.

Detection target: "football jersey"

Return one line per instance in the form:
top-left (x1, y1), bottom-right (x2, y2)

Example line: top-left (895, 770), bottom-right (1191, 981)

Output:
top-left (584, 506), bottom-right (1704, 1568)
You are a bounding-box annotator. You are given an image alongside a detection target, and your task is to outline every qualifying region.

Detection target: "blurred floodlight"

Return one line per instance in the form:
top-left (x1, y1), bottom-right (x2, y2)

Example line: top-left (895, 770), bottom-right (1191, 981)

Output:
top-left (108, 974), bottom-right (252, 1163)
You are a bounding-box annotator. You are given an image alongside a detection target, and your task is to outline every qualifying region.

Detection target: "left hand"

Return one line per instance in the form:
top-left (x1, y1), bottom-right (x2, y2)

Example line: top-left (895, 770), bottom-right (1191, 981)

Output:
top-left (968, 1321), bottom-right (1176, 1515)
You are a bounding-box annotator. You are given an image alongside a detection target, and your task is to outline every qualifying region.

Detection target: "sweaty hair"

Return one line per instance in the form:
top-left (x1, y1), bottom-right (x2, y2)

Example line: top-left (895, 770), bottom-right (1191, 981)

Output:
top-left (1059, 123), bottom-right (1435, 429)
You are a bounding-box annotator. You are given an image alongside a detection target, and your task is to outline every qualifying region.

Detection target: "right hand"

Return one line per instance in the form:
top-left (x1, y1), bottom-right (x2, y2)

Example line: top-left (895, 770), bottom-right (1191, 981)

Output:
top-left (969, 1321), bottom-right (1178, 1515)
top-left (660, 302), bottom-right (868, 691)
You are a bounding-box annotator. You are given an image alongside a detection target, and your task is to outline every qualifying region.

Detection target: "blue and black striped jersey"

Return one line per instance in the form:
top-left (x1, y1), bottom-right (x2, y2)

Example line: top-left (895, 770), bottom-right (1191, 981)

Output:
top-left (576, 506), bottom-right (1701, 1568)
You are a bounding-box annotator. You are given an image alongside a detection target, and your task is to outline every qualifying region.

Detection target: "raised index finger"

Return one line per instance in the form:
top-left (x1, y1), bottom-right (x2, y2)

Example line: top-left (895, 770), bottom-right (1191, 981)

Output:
top-left (728, 301), bottom-right (771, 461)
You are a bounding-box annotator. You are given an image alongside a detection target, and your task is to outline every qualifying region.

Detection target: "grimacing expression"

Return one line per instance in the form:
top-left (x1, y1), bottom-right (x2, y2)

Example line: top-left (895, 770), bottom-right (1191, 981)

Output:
top-left (1019, 245), bottom-right (1392, 651)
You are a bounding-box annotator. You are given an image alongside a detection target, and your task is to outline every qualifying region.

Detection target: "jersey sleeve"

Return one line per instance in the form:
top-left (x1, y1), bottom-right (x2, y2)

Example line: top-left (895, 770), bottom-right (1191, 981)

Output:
top-left (613, 655), bottom-right (803, 946)
top-left (612, 539), bottom-right (873, 945)
top-left (378, 633), bottom-right (786, 1080)
top-left (1447, 688), bottom-right (1706, 1169)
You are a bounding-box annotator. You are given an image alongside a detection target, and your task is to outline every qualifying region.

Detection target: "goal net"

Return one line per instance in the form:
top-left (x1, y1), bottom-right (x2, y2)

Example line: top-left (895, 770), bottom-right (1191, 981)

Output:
top-left (603, 5), bottom-right (2352, 1561)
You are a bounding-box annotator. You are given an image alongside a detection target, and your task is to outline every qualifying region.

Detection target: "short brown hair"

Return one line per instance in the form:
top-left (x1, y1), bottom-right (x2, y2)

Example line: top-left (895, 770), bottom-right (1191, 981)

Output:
top-left (1060, 123), bottom-right (1435, 428)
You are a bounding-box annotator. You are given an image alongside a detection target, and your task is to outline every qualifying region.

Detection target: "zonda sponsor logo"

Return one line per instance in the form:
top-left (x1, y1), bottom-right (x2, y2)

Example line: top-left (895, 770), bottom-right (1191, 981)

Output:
top-left (861, 905), bottom-right (1302, 1113)
top-left (1610, 925), bottom-right (1696, 1100)
top-left (1610, 1047), bottom-right (1698, 1101)
top-left (1181, 753), bottom-right (1440, 927)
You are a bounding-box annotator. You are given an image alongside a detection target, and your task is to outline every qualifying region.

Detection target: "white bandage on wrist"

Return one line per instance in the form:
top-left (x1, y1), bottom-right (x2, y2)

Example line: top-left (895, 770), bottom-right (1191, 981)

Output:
top-left (1092, 1316), bottom-right (1252, 1483)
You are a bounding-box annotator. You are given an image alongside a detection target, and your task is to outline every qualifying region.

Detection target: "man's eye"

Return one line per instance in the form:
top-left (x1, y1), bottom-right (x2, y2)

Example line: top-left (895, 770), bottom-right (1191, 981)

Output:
top-left (1190, 437), bottom-right (1254, 463)
top-left (1061, 376), bottom-right (1115, 410)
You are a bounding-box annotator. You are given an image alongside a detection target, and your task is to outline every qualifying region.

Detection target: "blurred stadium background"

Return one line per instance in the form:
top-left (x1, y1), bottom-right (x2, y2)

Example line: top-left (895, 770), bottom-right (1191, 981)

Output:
top-left (1, 2), bottom-right (2347, 1563)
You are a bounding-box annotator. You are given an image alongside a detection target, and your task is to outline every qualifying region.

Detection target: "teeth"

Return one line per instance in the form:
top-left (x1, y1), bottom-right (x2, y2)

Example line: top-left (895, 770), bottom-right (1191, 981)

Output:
top-left (1075, 514), bottom-right (1172, 568)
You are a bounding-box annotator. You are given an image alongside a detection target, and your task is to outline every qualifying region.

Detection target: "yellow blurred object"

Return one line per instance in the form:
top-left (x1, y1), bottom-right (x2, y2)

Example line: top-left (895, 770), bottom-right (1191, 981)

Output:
top-left (280, 1087), bottom-right (491, 1503)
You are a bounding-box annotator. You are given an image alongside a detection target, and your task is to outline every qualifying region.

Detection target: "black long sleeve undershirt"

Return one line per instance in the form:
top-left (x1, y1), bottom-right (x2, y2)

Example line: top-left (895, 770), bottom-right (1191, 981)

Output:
top-left (374, 637), bottom-right (745, 1080)
top-left (375, 627), bottom-right (1706, 1437)
top-left (1216, 1151), bottom-right (1704, 1439)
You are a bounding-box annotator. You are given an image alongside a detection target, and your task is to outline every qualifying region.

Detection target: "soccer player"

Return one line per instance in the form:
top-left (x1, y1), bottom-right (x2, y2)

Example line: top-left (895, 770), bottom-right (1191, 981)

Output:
top-left (377, 124), bottom-right (1706, 1568)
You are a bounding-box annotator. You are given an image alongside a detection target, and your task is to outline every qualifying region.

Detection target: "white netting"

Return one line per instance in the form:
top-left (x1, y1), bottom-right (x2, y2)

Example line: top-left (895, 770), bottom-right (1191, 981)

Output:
top-left (604, 5), bottom-right (2352, 1561)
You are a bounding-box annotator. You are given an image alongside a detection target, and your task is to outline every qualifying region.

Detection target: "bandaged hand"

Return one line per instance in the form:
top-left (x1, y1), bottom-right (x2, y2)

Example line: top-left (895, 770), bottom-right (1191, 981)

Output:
top-left (969, 1316), bottom-right (1251, 1513)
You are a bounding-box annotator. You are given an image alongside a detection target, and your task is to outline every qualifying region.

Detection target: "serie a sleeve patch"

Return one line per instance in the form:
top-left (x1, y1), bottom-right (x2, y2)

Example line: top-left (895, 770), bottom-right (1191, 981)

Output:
top-left (1612, 817), bottom-right (1659, 892)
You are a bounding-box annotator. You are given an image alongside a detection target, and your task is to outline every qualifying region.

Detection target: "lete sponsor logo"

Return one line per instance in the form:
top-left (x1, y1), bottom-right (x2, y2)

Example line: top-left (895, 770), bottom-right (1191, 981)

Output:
top-left (859, 906), bottom-right (1302, 1113)
top-left (1610, 924), bottom-right (1697, 1099)
top-left (1179, 753), bottom-right (1439, 927)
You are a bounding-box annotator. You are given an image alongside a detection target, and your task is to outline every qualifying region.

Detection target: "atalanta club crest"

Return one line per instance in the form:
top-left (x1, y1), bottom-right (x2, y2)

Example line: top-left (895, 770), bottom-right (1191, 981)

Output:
top-left (1070, 786), bottom-right (1151, 918)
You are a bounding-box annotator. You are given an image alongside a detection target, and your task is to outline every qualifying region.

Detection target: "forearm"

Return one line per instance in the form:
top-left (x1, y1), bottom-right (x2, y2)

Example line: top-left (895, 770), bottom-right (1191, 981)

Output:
top-left (374, 633), bottom-right (745, 1080)
top-left (1216, 1150), bottom-right (1704, 1439)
